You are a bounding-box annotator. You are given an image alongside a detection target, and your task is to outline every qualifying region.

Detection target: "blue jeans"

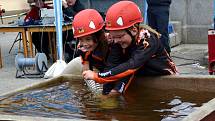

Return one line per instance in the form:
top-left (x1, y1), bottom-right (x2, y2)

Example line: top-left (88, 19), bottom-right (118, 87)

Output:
top-left (147, 6), bottom-right (171, 54)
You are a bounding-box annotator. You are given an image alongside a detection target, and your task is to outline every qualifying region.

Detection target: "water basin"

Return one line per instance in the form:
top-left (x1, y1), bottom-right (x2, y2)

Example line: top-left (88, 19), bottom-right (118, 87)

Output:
top-left (0, 75), bottom-right (214, 121)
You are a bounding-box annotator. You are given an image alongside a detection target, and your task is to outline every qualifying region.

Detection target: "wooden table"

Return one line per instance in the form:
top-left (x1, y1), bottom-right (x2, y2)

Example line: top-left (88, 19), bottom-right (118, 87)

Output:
top-left (0, 23), bottom-right (72, 60)
top-left (0, 25), bottom-right (28, 57)
top-left (26, 23), bottom-right (73, 60)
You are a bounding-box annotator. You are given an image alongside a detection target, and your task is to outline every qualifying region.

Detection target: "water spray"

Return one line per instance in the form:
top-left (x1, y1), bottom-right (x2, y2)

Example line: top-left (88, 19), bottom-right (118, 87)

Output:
top-left (84, 79), bottom-right (103, 94)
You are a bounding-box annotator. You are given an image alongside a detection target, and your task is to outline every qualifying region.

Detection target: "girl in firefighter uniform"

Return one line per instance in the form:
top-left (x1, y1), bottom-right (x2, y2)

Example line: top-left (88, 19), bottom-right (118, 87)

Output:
top-left (82, 1), bottom-right (178, 96)
top-left (62, 9), bottom-right (129, 96)
top-left (61, 9), bottom-right (110, 90)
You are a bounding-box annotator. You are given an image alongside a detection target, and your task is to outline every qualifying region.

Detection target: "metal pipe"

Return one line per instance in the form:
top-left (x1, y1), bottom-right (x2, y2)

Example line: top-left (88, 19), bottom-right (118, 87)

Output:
top-left (53, 0), bottom-right (63, 60)
top-left (143, 0), bottom-right (148, 24)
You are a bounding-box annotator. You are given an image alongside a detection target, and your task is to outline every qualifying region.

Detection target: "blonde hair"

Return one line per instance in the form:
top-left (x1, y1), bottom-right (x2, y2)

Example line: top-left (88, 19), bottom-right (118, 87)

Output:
top-left (139, 24), bottom-right (161, 39)
top-left (127, 23), bottom-right (161, 39)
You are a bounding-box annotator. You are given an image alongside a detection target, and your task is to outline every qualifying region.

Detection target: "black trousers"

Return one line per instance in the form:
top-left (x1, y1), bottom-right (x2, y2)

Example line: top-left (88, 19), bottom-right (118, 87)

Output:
top-left (147, 6), bottom-right (171, 54)
top-left (32, 32), bottom-right (49, 58)
top-left (32, 31), bottom-right (77, 62)
top-left (63, 30), bottom-right (77, 62)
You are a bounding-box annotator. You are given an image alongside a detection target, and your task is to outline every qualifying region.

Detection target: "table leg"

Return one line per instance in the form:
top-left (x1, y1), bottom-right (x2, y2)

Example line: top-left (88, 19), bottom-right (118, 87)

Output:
top-left (21, 30), bottom-right (28, 57)
top-left (48, 32), bottom-right (52, 59)
top-left (27, 31), bottom-right (34, 57)
top-left (52, 33), bottom-right (57, 61)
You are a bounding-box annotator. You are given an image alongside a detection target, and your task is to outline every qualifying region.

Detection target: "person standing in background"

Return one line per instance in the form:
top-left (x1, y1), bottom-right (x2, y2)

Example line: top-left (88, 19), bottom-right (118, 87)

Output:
top-left (62, 0), bottom-right (85, 21)
top-left (82, 1), bottom-right (177, 97)
top-left (25, 0), bottom-right (52, 23)
top-left (62, 0), bottom-right (85, 62)
top-left (24, 0), bottom-right (52, 59)
top-left (146, 0), bottom-right (172, 55)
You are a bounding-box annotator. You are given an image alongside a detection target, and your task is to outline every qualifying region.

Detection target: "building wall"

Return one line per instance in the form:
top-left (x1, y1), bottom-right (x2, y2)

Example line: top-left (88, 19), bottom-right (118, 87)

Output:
top-left (170, 0), bottom-right (213, 43)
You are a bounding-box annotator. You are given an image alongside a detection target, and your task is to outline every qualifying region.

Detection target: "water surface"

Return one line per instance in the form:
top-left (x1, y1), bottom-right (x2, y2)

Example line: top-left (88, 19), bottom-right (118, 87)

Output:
top-left (0, 80), bottom-right (214, 121)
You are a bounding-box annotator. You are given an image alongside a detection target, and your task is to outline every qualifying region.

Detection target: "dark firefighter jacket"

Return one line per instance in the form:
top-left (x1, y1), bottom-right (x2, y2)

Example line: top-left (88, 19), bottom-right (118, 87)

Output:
top-left (93, 29), bottom-right (178, 84)
top-left (63, 0), bottom-right (85, 21)
top-left (78, 39), bottom-right (109, 72)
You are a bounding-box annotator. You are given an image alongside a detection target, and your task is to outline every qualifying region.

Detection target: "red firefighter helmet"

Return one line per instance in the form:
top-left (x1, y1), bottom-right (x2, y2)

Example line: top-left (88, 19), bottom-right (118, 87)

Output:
top-left (72, 9), bottom-right (104, 38)
top-left (105, 1), bottom-right (143, 31)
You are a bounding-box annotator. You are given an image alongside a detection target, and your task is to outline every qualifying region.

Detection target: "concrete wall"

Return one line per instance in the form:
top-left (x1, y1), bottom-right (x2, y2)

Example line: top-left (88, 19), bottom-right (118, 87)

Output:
top-left (170, 0), bottom-right (213, 44)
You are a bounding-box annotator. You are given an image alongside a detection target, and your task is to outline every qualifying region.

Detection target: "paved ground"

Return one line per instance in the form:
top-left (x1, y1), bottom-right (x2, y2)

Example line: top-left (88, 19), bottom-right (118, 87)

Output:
top-left (0, 32), bottom-right (46, 96)
top-left (0, 32), bottom-right (210, 96)
top-left (171, 44), bottom-right (208, 75)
